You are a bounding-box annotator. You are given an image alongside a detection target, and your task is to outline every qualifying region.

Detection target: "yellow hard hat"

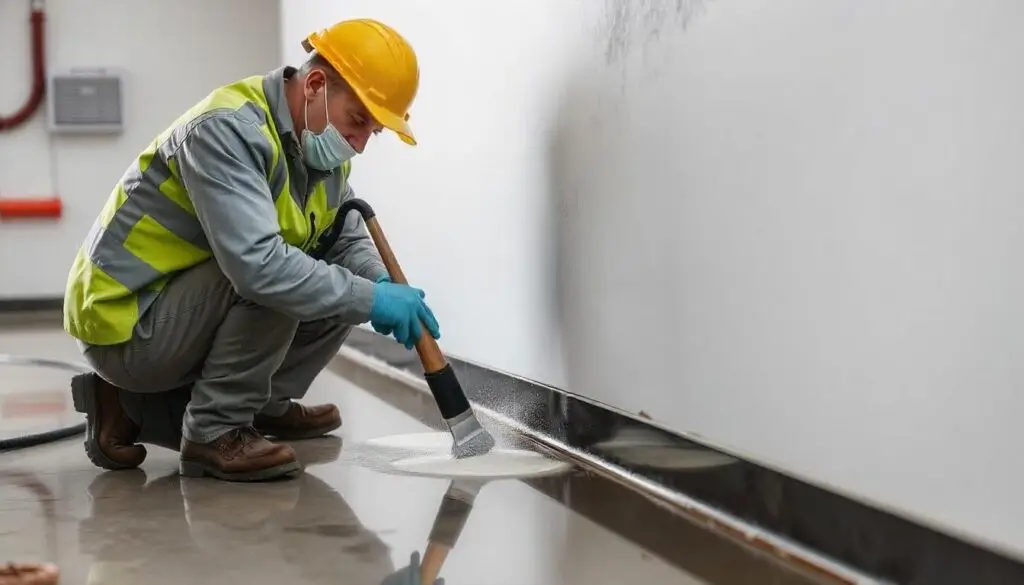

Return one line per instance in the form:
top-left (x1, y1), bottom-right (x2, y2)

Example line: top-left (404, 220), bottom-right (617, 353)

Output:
top-left (302, 19), bottom-right (419, 145)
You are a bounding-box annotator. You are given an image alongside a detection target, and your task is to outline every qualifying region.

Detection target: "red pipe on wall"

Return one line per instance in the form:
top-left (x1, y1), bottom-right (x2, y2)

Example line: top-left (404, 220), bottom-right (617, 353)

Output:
top-left (0, 2), bottom-right (60, 221)
top-left (0, 1), bottom-right (47, 131)
top-left (0, 197), bottom-right (62, 219)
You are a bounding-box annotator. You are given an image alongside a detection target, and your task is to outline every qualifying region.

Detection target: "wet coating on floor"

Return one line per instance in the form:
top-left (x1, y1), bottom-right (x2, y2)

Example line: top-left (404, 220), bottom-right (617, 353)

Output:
top-left (1, 319), bottom-right (823, 585)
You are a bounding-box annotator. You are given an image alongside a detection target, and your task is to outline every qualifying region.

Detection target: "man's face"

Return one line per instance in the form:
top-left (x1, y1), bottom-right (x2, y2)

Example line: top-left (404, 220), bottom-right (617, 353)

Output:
top-left (303, 69), bottom-right (382, 154)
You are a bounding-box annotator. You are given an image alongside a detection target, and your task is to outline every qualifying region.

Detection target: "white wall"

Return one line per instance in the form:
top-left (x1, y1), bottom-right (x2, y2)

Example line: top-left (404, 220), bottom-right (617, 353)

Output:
top-left (0, 0), bottom-right (281, 299)
top-left (285, 0), bottom-right (1024, 558)
top-left (282, 2), bottom-right (572, 386)
top-left (556, 0), bottom-right (1024, 560)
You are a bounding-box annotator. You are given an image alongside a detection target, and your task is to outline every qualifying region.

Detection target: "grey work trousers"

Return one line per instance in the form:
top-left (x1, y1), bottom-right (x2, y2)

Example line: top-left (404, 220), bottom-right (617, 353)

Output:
top-left (79, 260), bottom-right (352, 445)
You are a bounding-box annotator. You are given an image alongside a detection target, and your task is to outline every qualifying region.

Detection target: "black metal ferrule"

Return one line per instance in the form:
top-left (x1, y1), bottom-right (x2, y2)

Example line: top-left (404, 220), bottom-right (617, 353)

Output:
top-left (427, 495), bottom-right (474, 546)
top-left (424, 364), bottom-right (471, 419)
top-left (338, 198), bottom-right (376, 221)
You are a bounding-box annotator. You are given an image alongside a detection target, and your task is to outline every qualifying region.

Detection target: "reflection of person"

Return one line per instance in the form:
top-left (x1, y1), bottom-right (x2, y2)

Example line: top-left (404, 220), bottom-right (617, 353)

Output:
top-left (63, 17), bottom-right (440, 483)
top-left (77, 440), bottom-right (404, 585)
top-left (381, 552), bottom-right (444, 585)
top-left (379, 479), bottom-right (481, 585)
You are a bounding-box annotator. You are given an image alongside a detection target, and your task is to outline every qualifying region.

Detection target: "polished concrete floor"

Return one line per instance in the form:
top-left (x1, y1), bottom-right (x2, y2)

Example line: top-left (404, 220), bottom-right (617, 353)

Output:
top-left (0, 319), bottom-right (816, 585)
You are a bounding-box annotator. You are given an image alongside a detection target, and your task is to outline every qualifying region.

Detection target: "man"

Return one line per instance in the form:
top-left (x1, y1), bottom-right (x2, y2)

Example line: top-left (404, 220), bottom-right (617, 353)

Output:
top-left (63, 18), bottom-right (440, 482)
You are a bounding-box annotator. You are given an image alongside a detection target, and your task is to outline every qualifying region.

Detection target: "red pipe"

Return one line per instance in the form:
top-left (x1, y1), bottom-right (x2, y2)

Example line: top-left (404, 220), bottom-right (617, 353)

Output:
top-left (0, 197), bottom-right (62, 219)
top-left (0, 3), bottom-right (58, 217)
top-left (0, 2), bottom-right (47, 131)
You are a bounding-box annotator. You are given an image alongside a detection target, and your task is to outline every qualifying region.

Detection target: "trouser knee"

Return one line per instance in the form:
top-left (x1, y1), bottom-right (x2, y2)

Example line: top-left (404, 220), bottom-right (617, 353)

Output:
top-left (293, 316), bottom-right (352, 347)
top-left (78, 340), bottom-right (137, 392)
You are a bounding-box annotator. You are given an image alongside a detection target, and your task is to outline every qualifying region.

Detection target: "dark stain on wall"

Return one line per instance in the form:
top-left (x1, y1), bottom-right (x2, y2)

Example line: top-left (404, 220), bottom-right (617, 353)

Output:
top-left (601, 0), bottom-right (712, 66)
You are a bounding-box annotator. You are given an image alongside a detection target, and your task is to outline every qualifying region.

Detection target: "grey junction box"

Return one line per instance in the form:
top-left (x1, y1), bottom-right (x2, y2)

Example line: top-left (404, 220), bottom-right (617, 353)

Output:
top-left (47, 68), bottom-right (124, 134)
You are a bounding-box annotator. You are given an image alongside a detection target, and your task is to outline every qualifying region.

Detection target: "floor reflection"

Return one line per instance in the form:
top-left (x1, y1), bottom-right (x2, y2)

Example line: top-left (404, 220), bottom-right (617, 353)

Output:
top-left (75, 439), bottom-right (403, 585)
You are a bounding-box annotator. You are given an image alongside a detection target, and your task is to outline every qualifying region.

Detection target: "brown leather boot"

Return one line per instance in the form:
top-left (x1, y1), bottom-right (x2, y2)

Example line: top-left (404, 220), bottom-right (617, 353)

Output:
top-left (0, 563), bottom-right (59, 585)
top-left (70, 372), bottom-right (146, 470)
top-left (179, 426), bottom-right (301, 482)
top-left (253, 402), bottom-right (341, 440)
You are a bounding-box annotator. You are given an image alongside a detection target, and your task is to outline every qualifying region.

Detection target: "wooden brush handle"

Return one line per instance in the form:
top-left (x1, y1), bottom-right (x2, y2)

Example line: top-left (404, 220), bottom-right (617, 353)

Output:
top-left (365, 218), bottom-right (448, 374)
top-left (419, 541), bottom-right (451, 585)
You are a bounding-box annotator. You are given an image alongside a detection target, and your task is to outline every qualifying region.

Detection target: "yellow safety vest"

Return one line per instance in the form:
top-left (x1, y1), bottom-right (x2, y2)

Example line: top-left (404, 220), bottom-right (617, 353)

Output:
top-left (63, 74), bottom-right (351, 346)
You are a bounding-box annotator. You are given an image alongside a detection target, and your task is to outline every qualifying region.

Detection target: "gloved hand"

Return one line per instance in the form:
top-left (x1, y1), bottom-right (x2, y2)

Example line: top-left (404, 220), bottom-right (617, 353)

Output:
top-left (370, 280), bottom-right (441, 350)
top-left (381, 551), bottom-right (444, 585)
top-left (372, 275), bottom-right (394, 336)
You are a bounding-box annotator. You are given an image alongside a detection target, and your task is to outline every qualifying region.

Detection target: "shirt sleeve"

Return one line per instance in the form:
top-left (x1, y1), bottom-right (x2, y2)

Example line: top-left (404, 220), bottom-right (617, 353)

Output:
top-left (174, 112), bottom-right (377, 323)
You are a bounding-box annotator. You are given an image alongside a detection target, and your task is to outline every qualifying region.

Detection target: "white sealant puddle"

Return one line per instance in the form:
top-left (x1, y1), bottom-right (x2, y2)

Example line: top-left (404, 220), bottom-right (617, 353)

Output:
top-left (362, 431), bottom-right (453, 453)
top-left (354, 431), bottom-right (571, 480)
top-left (390, 449), bottom-right (570, 480)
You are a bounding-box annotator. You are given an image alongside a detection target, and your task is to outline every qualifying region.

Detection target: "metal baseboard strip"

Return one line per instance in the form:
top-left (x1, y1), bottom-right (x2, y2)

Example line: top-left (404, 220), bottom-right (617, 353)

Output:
top-left (334, 328), bottom-right (1024, 585)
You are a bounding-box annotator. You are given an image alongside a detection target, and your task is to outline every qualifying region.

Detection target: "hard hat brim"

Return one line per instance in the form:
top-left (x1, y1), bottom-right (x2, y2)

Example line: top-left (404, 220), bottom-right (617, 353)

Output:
top-left (353, 87), bottom-right (417, 146)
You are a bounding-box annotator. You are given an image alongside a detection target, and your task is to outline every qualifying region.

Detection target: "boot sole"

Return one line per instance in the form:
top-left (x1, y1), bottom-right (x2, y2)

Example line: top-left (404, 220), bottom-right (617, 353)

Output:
top-left (178, 458), bottom-right (303, 482)
top-left (71, 374), bottom-right (144, 471)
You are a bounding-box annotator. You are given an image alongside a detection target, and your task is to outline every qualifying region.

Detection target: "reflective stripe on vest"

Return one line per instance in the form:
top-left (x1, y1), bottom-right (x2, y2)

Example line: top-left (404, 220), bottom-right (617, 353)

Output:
top-left (63, 75), bottom-right (352, 346)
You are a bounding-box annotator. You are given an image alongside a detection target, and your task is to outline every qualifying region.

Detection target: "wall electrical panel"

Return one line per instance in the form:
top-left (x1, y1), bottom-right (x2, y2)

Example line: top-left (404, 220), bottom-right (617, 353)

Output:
top-left (47, 68), bottom-right (124, 135)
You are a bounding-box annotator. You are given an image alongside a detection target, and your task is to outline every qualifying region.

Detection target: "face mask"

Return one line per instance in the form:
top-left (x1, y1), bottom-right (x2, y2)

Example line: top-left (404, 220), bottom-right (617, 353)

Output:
top-left (301, 83), bottom-right (357, 171)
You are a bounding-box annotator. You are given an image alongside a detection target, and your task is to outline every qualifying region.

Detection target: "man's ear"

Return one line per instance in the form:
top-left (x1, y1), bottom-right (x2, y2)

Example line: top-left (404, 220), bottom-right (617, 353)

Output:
top-left (303, 71), bottom-right (326, 100)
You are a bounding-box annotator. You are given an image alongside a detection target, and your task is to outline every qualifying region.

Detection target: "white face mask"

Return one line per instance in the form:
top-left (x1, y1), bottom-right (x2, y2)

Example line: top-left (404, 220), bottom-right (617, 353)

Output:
top-left (300, 83), bottom-right (357, 171)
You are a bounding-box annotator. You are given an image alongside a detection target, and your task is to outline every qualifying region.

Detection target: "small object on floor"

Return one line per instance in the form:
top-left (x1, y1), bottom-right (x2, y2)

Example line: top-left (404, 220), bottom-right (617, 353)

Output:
top-left (389, 448), bottom-right (570, 480)
top-left (0, 562), bottom-right (59, 585)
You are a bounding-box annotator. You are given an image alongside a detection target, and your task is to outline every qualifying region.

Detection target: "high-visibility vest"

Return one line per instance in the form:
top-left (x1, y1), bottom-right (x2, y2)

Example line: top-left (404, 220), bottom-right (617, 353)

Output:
top-left (63, 74), bottom-right (351, 346)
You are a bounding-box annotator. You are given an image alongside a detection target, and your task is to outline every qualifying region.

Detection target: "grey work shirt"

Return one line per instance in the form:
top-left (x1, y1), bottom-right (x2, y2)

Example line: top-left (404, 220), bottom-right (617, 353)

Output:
top-left (173, 66), bottom-right (386, 324)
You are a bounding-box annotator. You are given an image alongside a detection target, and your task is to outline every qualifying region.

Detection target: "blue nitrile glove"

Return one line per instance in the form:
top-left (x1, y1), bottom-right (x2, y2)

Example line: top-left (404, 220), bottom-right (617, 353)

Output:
top-left (370, 281), bottom-right (441, 350)
top-left (372, 275), bottom-right (394, 336)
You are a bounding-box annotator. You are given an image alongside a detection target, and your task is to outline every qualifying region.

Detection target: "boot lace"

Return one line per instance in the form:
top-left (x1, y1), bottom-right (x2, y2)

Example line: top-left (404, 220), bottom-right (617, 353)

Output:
top-left (215, 426), bottom-right (261, 459)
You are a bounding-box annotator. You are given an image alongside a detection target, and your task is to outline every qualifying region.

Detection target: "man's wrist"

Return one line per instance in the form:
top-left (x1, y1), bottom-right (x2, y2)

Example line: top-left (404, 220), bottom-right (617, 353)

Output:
top-left (372, 268), bottom-right (391, 283)
top-left (349, 276), bottom-right (378, 323)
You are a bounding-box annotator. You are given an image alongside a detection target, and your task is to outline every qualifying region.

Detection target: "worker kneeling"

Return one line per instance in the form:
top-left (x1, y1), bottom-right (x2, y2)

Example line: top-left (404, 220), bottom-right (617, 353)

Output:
top-left (61, 19), bottom-right (438, 482)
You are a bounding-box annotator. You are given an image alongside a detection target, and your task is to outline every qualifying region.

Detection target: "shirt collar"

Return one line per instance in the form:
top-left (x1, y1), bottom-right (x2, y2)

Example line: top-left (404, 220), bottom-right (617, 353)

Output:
top-left (263, 66), bottom-right (297, 140)
top-left (262, 65), bottom-right (334, 180)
